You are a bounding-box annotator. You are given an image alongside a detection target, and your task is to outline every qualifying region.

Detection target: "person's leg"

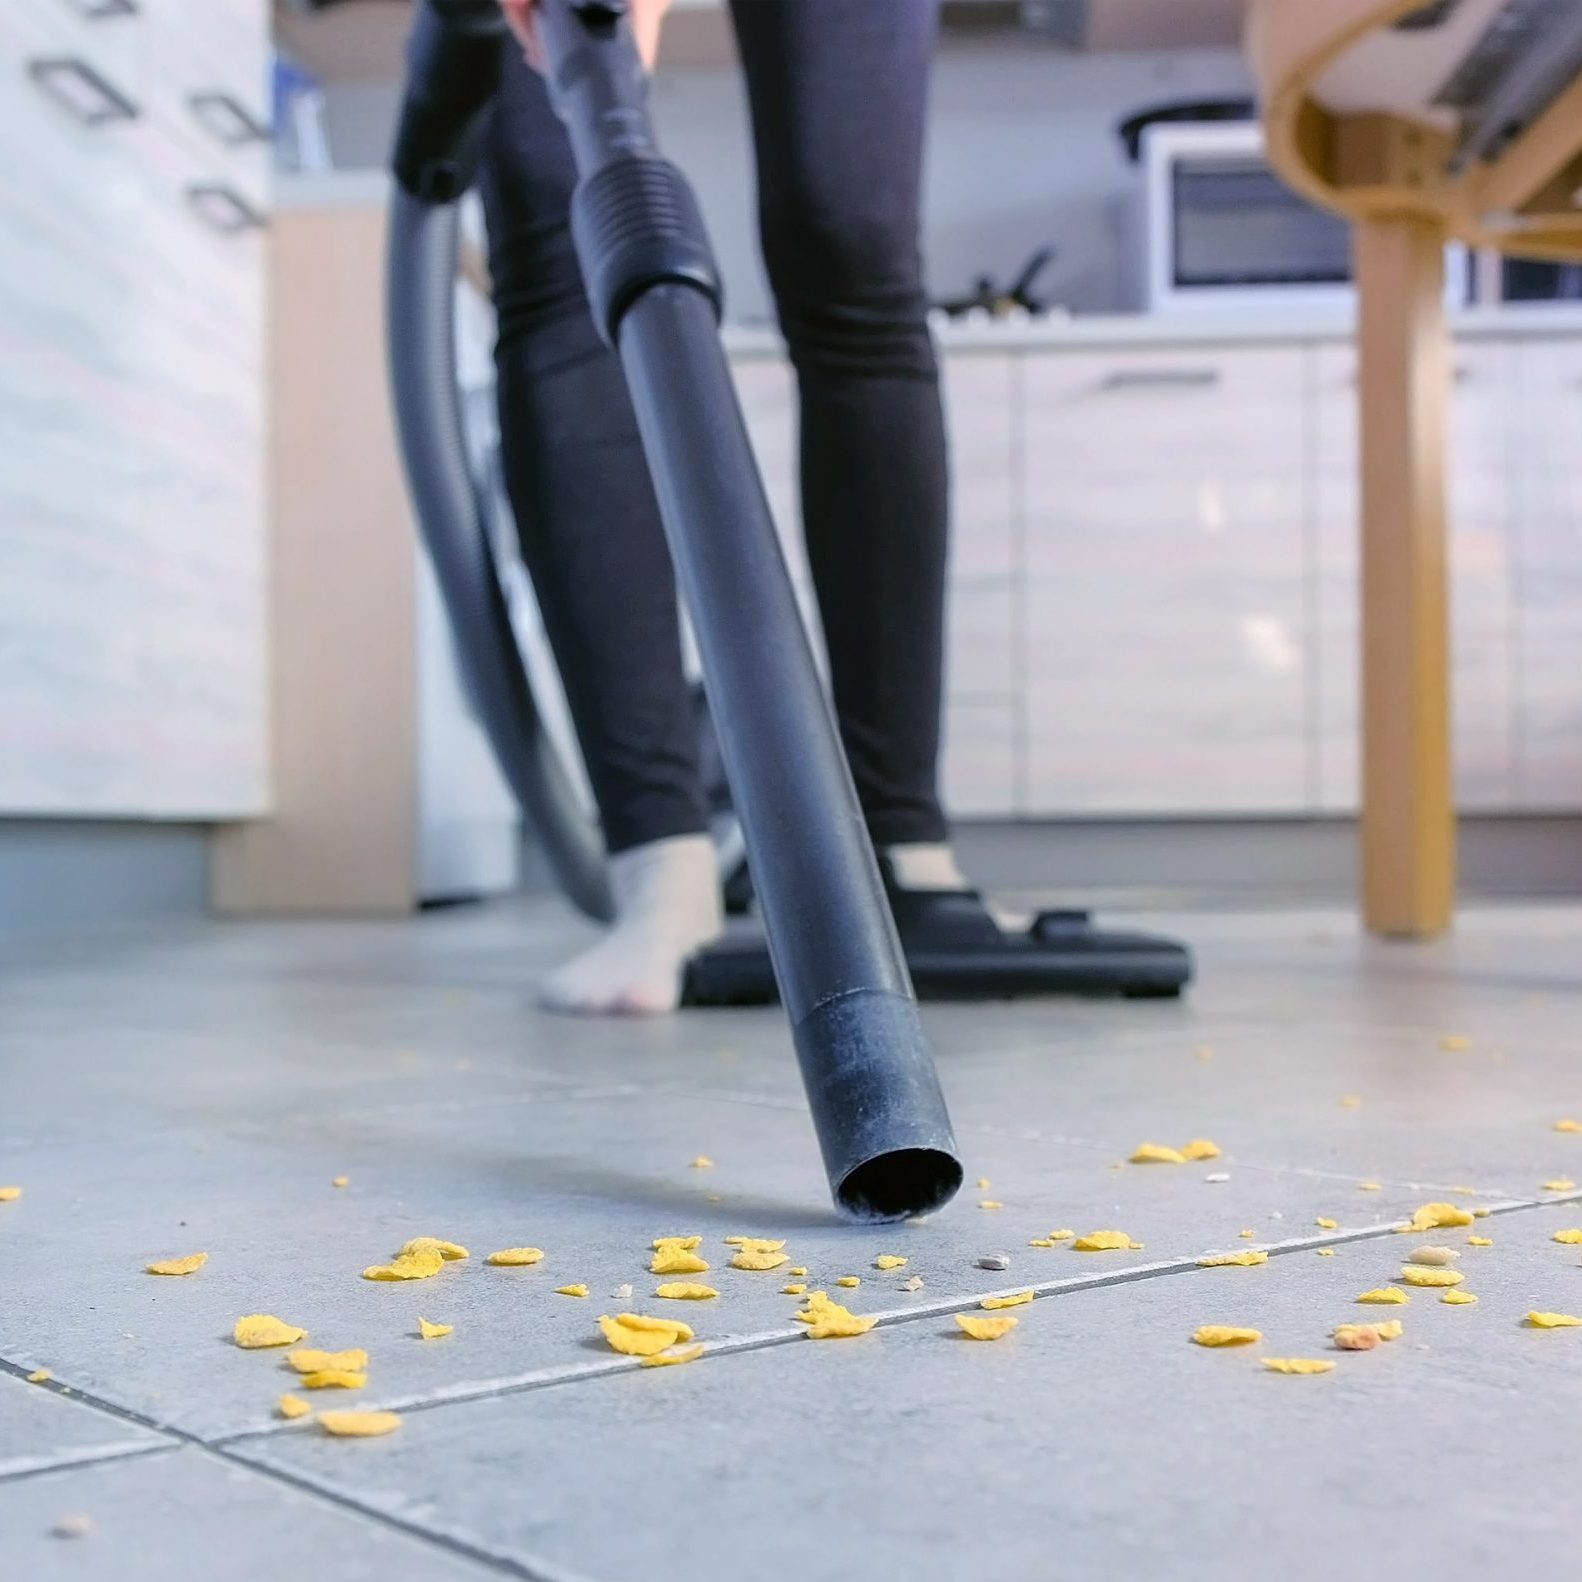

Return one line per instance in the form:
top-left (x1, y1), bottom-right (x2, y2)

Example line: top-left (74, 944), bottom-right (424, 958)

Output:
top-left (478, 48), bottom-right (719, 1011)
top-left (730, 0), bottom-right (963, 892)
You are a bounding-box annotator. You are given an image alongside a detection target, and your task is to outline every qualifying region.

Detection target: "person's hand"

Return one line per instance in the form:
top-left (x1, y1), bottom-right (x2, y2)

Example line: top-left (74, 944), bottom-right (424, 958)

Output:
top-left (500, 0), bottom-right (672, 72)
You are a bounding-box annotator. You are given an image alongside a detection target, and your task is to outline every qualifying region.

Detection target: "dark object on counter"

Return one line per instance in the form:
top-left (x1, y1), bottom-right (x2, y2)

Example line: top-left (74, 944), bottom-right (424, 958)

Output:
top-left (1117, 98), bottom-right (1255, 162)
top-left (934, 245), bottom-right (1056, 319)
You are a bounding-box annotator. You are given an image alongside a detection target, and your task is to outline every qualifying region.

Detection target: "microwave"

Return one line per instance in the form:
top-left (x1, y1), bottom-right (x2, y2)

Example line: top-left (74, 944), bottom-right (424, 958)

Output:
top-left (1139, 122), bottom-right (1469, 314)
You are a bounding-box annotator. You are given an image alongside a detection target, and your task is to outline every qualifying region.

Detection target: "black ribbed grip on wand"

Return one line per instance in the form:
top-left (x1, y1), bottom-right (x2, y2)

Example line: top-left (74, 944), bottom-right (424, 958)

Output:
top-left (570, 155), bottom-right (722, 344)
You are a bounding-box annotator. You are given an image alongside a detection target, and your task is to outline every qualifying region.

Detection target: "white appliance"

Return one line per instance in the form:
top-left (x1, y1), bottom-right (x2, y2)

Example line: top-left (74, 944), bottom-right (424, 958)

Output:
top-left (1138, 122), bottom-right (1469, 314)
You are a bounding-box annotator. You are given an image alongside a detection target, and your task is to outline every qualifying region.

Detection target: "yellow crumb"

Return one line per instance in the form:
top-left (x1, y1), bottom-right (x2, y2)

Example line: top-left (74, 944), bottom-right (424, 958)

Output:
top-left (399, 1239), bottom-right (469, 1262)
top-left (1357, 1181), bottom-right (1383, 1192)
top-left (485, 1248), bottom-right (545, 1267)
top-left (1339, 1095), bottom-right (1362, 1109)
top-left (1072, 1231), bottom-right (1142, 1252)
top-left (554, 1285), bottom-right (589, 1298)
top-left (1527, 1311), bottom-right (1582, 1328)
top-left (332, 1176), bottom-right (349, 1188)
top-left (975, 1178), bottom-right (991, 1190)
top-left (1191, 1326), bottom-right (1260, 1347)
top-left (1441, 1290), bottom-right (1478, 1305)
top-left (1181, 1139), bottom-right (1222, 1161)
top-left (1194, 1046), bottom-right (1214, 1061)
top-left (298, 1369), bottom-right (366, 1390)
top-left (640, 1344), bottom-right (704, 1368)
top-left (1399, 1266), bottom-right (1463, 1288)
top-left (1198, 1250), bottom-right (1268, 1267)
top-left (874, 1255), bottom-right (908, 1271)
top-left (1047, 1230), bottom-right (1074, 1242)
top-left (1238, 1229), bottom-right (1255, 1239)
top-left (729, 1248), bottom-right (789, 1271)
top-left (1357, 1287), bottom-right (1409, 1305)
top-left (1467, 1236), bottom-right (1493, 1247)
top-left (26, 1369), bottom-right (50, 1384)
top-left (800, 1298), bottom-right (876, 1340)
top-left (1315, 1218), bottom-right (1338, 1230)
top-left (723, 1236), bottom-right (785, 1249)
top-left (835, 1276), bottom-right (861, 1288)
top-left (1542, 1179), bottom-right (1576, 1193)
top-left (145, 1253), bottom-right (207, 1277)
top-left (1406, 1202), bottom-right (1474, 1231)
top-left (0, 1187), bottom-right (21, 1202)
top-left (278, 1394), bottom-right (311, 1419)
top-left (1555, 1119), bottom-right (1582, 1133)
top-left (978, 1200), bottom-right (1004, 1211)
top-left (1028, 1239), bottom-right (1053, 1248)
top-left (598, 1313), bottom-right (694, 1356)
top-left (233, 1315), bottom-right (307, 1349)
top-left (1261, 1357), bottom-right (1335, 1375)
top-left (1129, 1143), bottom-right (1186, 1165)
top-left (1439, 1035), bottom-right (1471, 1051)
top-left (1334, 1320), bottom-right (1403, 1345)
top-left (956, 1314), bottom-right (1018, 1341)
top-left (980, 1291), bottom-right (1034, 1310)
top-left (1552, 1229), bottom-right (1582, 1244)
top-left (1316, 1248), bottom-right (1336, 1257)
top-left (788, 1267), bottom-right (808, 1277)
top-left (287, 1349), bottom-right (368, 1375)
top-left (654, 1282), bottom-right (718, 1300)
top-left (782, 1283), bottom-right (807, 1295)
top-left (363, 1248), bottom-right (445, 1282)
top-left (651, 1246), bottom-right (710, 1275)
top-left (688, 1156), bottom-right (714, 1169)
top-left (418, 1319), bottom-right (453, 1340)
top-left (318, 1410), bottom-right (400, 1437)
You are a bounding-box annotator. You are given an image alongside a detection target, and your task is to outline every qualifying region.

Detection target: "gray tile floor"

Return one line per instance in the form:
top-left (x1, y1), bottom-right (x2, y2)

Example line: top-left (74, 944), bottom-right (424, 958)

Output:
top-left (5, 898), bottom-right (1582, 1578)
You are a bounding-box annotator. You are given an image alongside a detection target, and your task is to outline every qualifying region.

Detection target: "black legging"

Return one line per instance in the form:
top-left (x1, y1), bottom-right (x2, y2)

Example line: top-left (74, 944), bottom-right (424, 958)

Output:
top-left (477, 0), bottom-right (948, 856)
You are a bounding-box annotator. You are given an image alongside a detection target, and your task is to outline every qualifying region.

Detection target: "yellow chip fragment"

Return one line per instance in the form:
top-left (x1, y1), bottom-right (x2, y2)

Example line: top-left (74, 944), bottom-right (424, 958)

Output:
top-left (1181, 1139), bottom-right (1222, 1161)
top-left (1028, 1239), bottom-right (1053, 1248)
top-left (1406, 1202), bottom-right (1473, 1231)
top-left (1553, 1229), bottom-right (1582, 1244)
top-left (1198, 1250), bottom-right (1268, 1267)
top-left (26, 1369), bottom-right (50, 1383)
top-left (278, 1394), bottom-right (311, 1419)
top-left (979, 1200), bottom-right (1005, 1210)
top-left (688, 1156), bottom-right (714, 1169)
top-left (288, 1349), bottom-right (369, 1374)
top-left (1315, 1218), bottom-right (1338, 1230)
top-left (1439, 1034), bottom-right (1471, 1051)
top-left (1194, 1045), bottom-right (1214, 1060)
top-left (1542, 1179), bottom-right (1576, 1192)
top-left (1333, 1320), bottom-right (1402, 1347)
top-left (399, 1238), bottom-right (469, 1262)
top-left (975, 1177), bottom-right (991, 1189)
top-left (1191, 1326), bottom-right (1260, 1347)
top-left (363, 1248), bottom-right (445, 1282)
top-left (730, 1248), bottom-right (789, 1271)
top-left (640, 1343), bottom-right (705, 1368)
top-left (980, 1290), bottom-right (1034, 1310)
top-left (1555, 1119), bottom-right (1582, 1133)
top-left (485, 1247), bottom-right (545, 1267)
top-left (1339, 1095), bottom-right (1362, 1109)
top-left (233, 1315), bottom-right (307, 1349)
top-left (1399, 1266), bottom-right (1464, 1288)
top-left (0, 1186), bottom-right (21, 1201)
top-left (956, 1314), bottom-right (1018, 1341)
top-left (1048, 1230), bottom-right (1074, 1242)
top-left (835, 1276), bottom-right (861, 1288)
top-left (319, 1410), bottom-right (401, 1437)
top-left (1357, 1287), bottom-right (1409, 1305)
top-left (723, 1236), bottom-right (785, 1250)
top-left (788, 1266), bottom-right (808, 1277)
top-left (332, 1176), bottom-right (349, 1188)
top-left (874, 1255), bottom-right (908, 1271)
top-left (651, 1246), bottom-right (709, 1275)
top-left (417, 1318), bottom-right (453, 1339)
top-left (1129, 1142), bottom-right (1186, 1165)
top-left (1468, 1236), bottom-right (1493, 1246)
top-left (598, 1313), bottom-right (694, 1356)
top-left (1238, 1229), bottom-right (1255, 1239)
top-left (146, 1253), bottom-right (208, 1277)
top-left (1527, 1311), bottom-right (1582, 1328)
top-left (1073, 1231), bottom-right (1141, 1252)
top-left (299, 1369), bottom-right (366, 1390)
top-left (1358, 1181), bottom-right (1383, 1192)
top-left (554, 1284), bottom-right (589, 1298)
top-left (655, 1282), bottom-right (718, 1300)
top-left (1261, 1357), bottom-right (1335, 1375)
top-left (801, 1297), bottom-right (876, 1340)
top-left (782, 1283), bottom-right (807, 1295)
top-left (1316, 1249), bottom-right (1336, 1257)
top-left (1441, 1290), bottom-right (1478, 1305)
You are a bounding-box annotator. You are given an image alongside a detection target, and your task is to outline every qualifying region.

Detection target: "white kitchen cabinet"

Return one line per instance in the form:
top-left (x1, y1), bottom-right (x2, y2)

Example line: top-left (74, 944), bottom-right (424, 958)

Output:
top-left (1310, 339), bottom-right (1518, 813)
top-left (0, 0), bottom-right (268, 816)
top-left (1019, 343), bottom-right (1309, 814)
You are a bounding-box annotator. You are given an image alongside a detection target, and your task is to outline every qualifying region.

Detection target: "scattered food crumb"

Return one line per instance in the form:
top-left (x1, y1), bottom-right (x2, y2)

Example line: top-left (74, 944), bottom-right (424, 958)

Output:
top-left (1553, 1229), bottom-right (1582, 1245)
top-left (1262, 1357), bottom-right (1335, 1375)
top-left (1467, 1236), bottom-right (1493, 1247)
top-left (1407, 1245), bottom-right (1460, 1266)
top-left (1554, 1119), bottom-right (1582, 1134)
top-left (485, 1248), bottom-right (545, 1267)
top-left (1441, 1290), bottom-right (1478, 1305)
top-left (1204, 1172), bottom-right (1230, 1184)
top-left (981, 1291), bottom-right (1034, 1310)
top-left (26, 1369), bottom-right (50, 1384)
top-left (901, 1276), bottom-right (924, 1292)
top-left (1339, 1095), bottom-right (1362, 1109)
top-left (1199, 1250), bottom-right (1267, 1267)
top-left (1238, 1229), bottom-right (1255, 1239)
top-left (705, 1194), bottom-right (723, 1203)
top-left (1333, 1320), bottom-right (1402, 1347)
top-left (797, 1292), bottom-right (876, 1339)
top-left (1542, 1179), bottom-right (1576, 1193)
top-left (1182, 1139), bottom-right (1222, 1161)
top-left (782, 1283), bottom-right (807, 1295)
top-left (287, 1349), bottom-right (368, 1375)
top-left (874, 1255), bottom-right (907, 1271)
top-left (363, 1248), bottom-right (445, 1282)
top-left (233, 1315), bottom-right (307, 1349)
top-left (1439, 1035), bottom-right (1471, 1051)
top-left (651, 1237), bottom-right (709, 1275)
top-left (655, 1282), bottom-right (718, 1300)
top-left (1047, 1230), bottom-right (1074, 1242)
top-left (1130, 1142), bottom-right (1186, 1164)
top-left (1357, 1287), bottom-right (1410, 1305)
top-left (1194, 1046), bottom-right (1214, 1061)
top-left (1073, 1230), bottom-right (1142, 1252)
top-left (729, 1246), bottom-right (789, 1272)
top-left (319, 1410), bottom-right (401, 1437)
top-left (1399, 1266), bottom-right (1464, 1288)
top-left (788, 1267), bottom-right (808, 1277)
top-left (1406, 1202), bottom-right (1474, 1231)
top-left (278, 1394), bottom-right (311, 1419)
top-left (611, 1284), bottom-right (634, 1303)
top-left (957, 1314), bottom-right (1018, 1341)
top-left (332, 1176), bottom-right (349, 1188)
top-left (400, 1239), bottom-right (469, 1262)
top-left (1316, 1248), bottom-right (1336, 1257)
top-left (1315, 1217), bottom-right (1338, 1230)
top-left (0, 1187), bottom-right (22, 1202)
top-left (835, 1276), bottom-right (861, 1288)
top-left (978, 1200), bottom-right (1004, 1210)
top-left (1527, 1311), bottom-right (1582, 1328)
top-left (299, 1369), bottom-right (366, 1390)
top-left (555, 1285), bottom-right (589, 1299)
top-left (640, 1343), bottom-right (704, 1368)
top-left (51, 1514), bottom-right (92, 1540)
top-left (977, 1254), bottom-right (1011, 1271)
top-left (1358, 1181), bottom-right (1383, 1192)
top-left (417, 1318), bottom-right (453, 1339)
top-left (1192, 1326), bottom-right (1260, 1347)
top-left (145, 1253), bottom-right (208, 1277)
top-left (975, 1177), bottom-right (991, 1190)
top-left (598, 1313), bottom-right (695, 1356)
top-left (689, 1156), bottom-right (714, 1169)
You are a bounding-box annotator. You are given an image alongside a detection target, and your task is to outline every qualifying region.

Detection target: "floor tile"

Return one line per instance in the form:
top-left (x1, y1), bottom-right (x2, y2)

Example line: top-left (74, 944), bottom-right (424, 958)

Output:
top-left (0, 1372), bottom-right (169, 1480)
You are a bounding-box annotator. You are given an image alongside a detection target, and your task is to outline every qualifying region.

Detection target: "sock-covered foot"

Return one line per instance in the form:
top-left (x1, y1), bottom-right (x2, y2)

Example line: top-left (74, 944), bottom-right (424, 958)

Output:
top-left (539, 834), bottom-right (723, 1016)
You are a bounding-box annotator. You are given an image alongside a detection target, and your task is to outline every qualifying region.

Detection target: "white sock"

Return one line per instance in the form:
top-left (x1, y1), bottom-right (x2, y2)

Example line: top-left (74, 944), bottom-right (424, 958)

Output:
top-left (539, 834), bottom-right (722, 1016)
top-left (883, 841), bottom-right (968, 891)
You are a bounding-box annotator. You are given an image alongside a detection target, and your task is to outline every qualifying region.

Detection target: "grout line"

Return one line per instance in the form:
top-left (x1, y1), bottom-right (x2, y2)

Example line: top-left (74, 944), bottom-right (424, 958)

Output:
top-left (0, 1440), bottom-right (180, 1488)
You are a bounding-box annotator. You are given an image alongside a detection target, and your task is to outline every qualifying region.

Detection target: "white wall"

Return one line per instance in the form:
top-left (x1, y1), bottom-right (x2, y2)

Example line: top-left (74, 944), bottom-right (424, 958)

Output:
top-left (318, 40), bottom-right (1253, 321)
